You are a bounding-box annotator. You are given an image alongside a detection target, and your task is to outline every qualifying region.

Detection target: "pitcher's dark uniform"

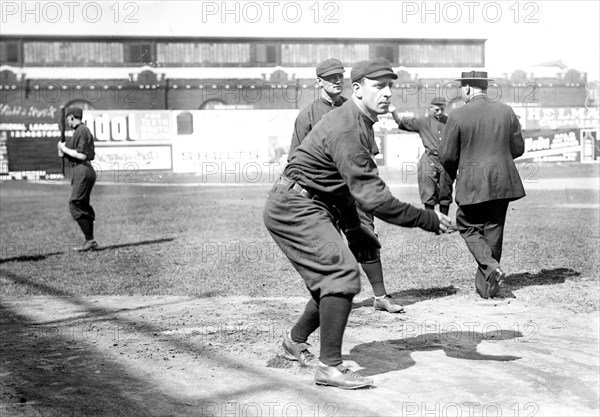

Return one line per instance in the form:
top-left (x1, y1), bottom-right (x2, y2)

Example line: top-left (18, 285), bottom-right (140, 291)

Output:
top-left (264, 99), bottom-right (439, 339)
top-left (396, 113), bottom-right (453, 212)
top-left (66, 123), bottom-right (96, 222)
top-left (264, 58), bottom-right (449, 390)
top-left (60, 107), bottom-right (98, 251)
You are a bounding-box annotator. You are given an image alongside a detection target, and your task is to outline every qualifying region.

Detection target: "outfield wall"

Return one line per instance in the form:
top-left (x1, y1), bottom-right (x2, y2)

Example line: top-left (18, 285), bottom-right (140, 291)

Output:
top-left (0, 107), bottom-right (598, 180)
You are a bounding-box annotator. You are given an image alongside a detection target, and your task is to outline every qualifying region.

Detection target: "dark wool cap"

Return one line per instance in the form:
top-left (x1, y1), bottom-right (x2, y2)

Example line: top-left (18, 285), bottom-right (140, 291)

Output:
top-left (351, 58), bottom-right (398, 82)
top-left (316, 58), bottom-right (345, 77)
top-left (66, 107), bottom-right (83, 119)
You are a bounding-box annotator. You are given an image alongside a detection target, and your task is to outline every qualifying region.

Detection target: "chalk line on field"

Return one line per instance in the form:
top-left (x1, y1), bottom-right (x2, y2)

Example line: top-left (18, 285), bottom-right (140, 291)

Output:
top-left (15, 176), bottom-right (600, 190)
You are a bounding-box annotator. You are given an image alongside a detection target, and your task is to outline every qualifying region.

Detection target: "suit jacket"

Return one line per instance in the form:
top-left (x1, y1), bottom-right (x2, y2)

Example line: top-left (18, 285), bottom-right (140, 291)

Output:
top-left (439, 95), bottom-right (526, 206)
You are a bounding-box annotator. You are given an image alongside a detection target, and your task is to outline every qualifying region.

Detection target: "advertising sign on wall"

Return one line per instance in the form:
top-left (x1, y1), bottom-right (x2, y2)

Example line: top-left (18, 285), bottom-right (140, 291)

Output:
top-left (84, 111), bottom-right (172, 144)
top-left (517, 129), bottom-right (581, 162)
top-left (171, 110), bottom-right (298, 177)
top-left (513, 106), bottom-right (599, 130)
top-left (94, 145), bottom-right (173, 171)
top-left (580, 129), bottom-right (600, 163)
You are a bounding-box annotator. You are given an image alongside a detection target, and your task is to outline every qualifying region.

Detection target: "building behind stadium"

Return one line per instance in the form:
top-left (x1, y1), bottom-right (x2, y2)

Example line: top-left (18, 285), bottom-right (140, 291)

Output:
top-left (0, 35), bottom-right (598, 179)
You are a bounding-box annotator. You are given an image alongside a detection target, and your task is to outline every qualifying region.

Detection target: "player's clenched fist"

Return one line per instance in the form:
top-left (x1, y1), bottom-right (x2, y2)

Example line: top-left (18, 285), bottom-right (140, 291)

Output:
top-left (435, 212), bottom-right (452, 234)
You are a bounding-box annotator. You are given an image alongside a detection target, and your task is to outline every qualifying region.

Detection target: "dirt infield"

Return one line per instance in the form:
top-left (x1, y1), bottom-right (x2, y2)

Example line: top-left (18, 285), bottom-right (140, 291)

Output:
top-left (2, 274), bottom-right (599, 417)
top-left (1, 170), bottom-right (599, 416)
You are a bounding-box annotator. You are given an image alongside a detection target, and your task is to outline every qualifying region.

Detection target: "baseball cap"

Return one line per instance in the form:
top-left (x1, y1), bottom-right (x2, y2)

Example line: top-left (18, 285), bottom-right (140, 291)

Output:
top-left (316, 58), bottom-right (345, 78)
top-left (65, 107), bottom-right (83, 119)
top-left (430, 97), bottom-right (446, 105)
top-left (351, 58), bottom-right (398, 83)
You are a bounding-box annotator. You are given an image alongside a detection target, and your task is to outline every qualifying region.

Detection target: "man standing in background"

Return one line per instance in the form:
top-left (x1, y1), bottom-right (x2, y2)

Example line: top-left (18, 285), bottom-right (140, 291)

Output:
top-left (390, 97), bottom-right (454, 217)
top-left (288, 58), bottom-right (403, 313)
top-left (288, 58), bottom-right (348, 158)
top-left (439, 71), bottom-right (526, 299)
top-left (58, 107), bottom-right (98, 252)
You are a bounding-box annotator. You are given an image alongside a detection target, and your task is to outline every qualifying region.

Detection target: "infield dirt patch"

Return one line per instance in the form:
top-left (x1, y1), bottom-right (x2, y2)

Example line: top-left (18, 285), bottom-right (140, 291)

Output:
top-left (2, 273), bottom-right (598, 416)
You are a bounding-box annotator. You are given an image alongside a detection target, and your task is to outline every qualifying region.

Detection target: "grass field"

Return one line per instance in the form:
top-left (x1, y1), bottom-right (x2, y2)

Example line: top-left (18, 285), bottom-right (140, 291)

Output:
top-left (1, 163), bottom-right (599, 417)
top-left (1, 163), bottom-right (599, 311)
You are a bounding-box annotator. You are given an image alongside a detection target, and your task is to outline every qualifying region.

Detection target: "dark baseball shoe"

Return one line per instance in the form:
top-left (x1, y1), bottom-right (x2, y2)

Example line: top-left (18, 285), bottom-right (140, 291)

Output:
top-left (373, 295), bottom-right (405, 313)
top-left (487, 267), bottom-right (505, 298)
top-left (282, 333), bottom-right (318, 367)
top-left (315, 362), bottom-right (373, 390)
top-left (476, 267), bottom-right (505, 299)
top-left (74, 239), bottom-right (99, 252)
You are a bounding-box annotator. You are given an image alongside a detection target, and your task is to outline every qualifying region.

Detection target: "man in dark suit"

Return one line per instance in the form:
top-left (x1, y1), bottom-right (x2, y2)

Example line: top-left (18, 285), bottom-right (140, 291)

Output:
top-left (439, 71), bottom-right (526, 299)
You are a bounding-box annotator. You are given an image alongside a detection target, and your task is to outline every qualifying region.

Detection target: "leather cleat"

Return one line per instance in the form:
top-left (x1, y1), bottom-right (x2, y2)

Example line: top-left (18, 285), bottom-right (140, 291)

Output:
top-left (373, 295), bottom-right (405, 313)
top-left (314, 362), bottom-right (374, 390)
top-left (476, 267), bottom-right (505, 299)
top-left (487, 267), bottom-right (505, 298)
top-left (282, 333), bottom-right (318, 367)
top-left (74, 239), bottom-right (99, 252)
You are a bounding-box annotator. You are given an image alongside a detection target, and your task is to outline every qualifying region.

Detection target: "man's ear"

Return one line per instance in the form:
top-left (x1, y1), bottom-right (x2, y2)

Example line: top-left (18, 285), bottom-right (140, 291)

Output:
top-left (352, 81), bottom-right (362, 99)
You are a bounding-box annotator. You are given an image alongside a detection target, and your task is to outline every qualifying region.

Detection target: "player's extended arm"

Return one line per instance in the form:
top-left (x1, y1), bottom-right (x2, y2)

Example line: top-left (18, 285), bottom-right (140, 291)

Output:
top-left (328, 130), bottom-right (449, 234)
top-left (389, 105), bottom-right (421, 132)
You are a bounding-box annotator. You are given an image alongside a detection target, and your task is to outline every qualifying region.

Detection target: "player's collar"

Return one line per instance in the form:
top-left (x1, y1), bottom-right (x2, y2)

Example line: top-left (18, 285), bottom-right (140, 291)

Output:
top-left (321, 93), bottom-right (344, 107)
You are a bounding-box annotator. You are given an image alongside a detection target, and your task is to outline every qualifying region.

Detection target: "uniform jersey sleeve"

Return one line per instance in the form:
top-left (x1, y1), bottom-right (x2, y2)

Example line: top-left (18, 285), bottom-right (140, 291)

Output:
top-left (288, 112), bottom-right (311, 161)
top-left (326, 129), bottom-right (438, 230)
top-left (509, 108), bottom-right (525, 159)
top-left (73, 127), bottom-right (95, 161)
top-left (439, 115), bottom-right (460, 180)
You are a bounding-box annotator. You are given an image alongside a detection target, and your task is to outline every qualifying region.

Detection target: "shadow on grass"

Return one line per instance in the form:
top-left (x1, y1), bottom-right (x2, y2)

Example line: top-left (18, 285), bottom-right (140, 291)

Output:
top-left (0, 238), bottom-right (175, 264)
top-left (496, 267), bottom-right (580, 299)
top-left (0, 252), bottom-right (63, 264)
top-left (352, 285), bottom-right (458, 309)
top-left (345, 329), bottom-right (523, 377)
top-left (94, 237), bottom-right (175, 252)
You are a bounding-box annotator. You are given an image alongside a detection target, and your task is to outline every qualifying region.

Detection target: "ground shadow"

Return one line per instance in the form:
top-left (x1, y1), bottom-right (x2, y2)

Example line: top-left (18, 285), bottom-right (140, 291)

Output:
top-left (0, 303), bottom-right (193, 417)
top-left (93, 237), bottom-right (175, 252)
top-left (0, 238), bottom-right (175, 264)
top-left (345, 329), bottom-right (523, 377)
top-left (1, 270), bottom-right (378, 416)
top-left (352, 285), bottom-right (458, 309)
top-left (0, 252), bottom-right (63, 264)
top-left (496, 267), bottom-right (580, 299)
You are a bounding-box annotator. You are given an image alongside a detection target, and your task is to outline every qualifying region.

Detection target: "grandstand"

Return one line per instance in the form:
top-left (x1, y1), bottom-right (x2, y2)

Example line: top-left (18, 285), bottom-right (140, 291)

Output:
top-left (0, 35), bottom-right (597, 177)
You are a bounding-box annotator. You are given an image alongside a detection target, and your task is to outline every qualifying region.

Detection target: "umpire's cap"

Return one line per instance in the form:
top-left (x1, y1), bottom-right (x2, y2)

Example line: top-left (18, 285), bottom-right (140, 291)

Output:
top-left (455, 70), bottom-right (494, 89)
top-left (454, 70), bottom-right (494, 82)
top-left (351, 58), bottom-right (398, 83)
top-left (66, 107), bottom-right (83, 119)
top-left (316, 58), bottom-right (345, 78)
